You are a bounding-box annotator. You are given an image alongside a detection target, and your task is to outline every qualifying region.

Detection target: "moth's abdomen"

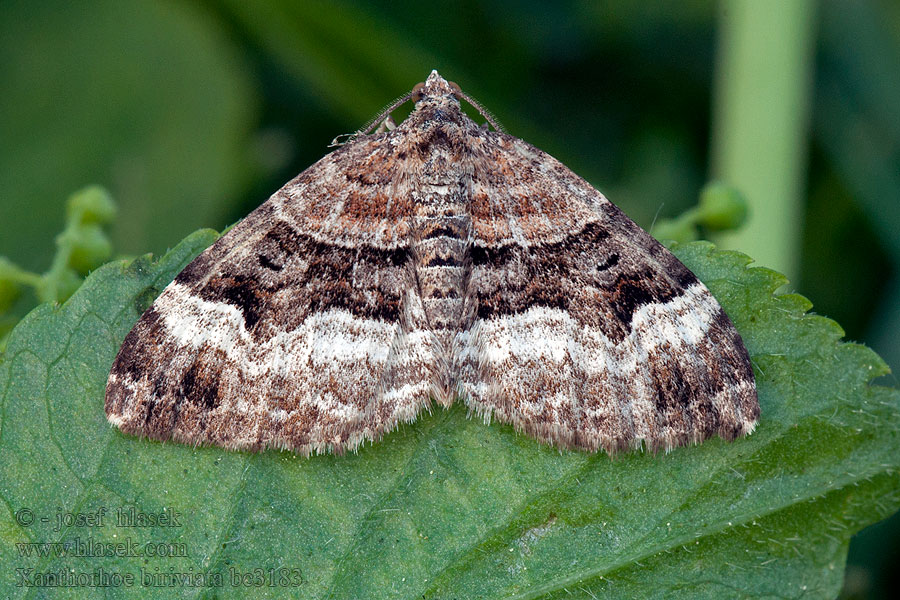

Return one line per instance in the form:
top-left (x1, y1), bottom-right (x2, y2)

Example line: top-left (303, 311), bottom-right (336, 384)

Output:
top-left (414, 215), bottom-right (472, 329)
top-left (410, 169), bottom-right (476, 404)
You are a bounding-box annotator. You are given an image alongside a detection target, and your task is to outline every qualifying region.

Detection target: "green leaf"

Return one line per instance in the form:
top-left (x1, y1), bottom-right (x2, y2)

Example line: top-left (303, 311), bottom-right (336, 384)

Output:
top-left (0, 231), bottom-right (897, 599)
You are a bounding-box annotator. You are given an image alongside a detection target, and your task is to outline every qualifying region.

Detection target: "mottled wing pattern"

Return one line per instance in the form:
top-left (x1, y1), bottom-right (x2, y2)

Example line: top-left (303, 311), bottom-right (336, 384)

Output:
top-left (458, 132), bottom-right (759, 453)
top-left (105, 132), bottom-right (438, 455)
top-left (108, 70), bottom-right (758, 456)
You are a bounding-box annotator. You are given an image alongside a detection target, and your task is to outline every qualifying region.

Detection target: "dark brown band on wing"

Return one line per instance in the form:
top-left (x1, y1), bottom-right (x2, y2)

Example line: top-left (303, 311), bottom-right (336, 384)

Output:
top-left (470, 219), bottom-right (699, 342)
top-left (177, 221), bottom-right (411, 333)
top-left (175, 208), bottom-right (701, 345)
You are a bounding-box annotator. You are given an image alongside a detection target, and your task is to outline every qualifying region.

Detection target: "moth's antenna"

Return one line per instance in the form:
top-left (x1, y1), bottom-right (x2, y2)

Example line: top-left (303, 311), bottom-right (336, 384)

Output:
top-left (329, 82), bottom-right (504, 147)
top-left (456, 90), bottom-right (504, 133)
top-left (329, 91), bottom-right (414, 147)
top-left (360, 92), bottom-right (415, 136)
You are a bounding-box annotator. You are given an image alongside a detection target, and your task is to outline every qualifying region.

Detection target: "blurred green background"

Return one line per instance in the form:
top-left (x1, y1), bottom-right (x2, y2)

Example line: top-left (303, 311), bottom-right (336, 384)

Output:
top-left (1, 0), bottom-right (897, 596)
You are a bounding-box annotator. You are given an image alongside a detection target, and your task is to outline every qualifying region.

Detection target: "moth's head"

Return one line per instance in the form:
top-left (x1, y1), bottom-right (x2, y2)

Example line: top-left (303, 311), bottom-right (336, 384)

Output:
top-left (411, 70), bottom-right (463, 110)
top-left (407, 70), bottom-right (502, 133)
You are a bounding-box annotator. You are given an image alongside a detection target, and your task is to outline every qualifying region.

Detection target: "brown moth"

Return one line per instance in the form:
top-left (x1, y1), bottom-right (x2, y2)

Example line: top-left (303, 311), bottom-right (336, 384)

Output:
top-left (106, 71), bottom-right (758, 456)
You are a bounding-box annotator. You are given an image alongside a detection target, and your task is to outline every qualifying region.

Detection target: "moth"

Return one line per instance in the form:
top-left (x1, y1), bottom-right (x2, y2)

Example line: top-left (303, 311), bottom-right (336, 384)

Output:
top-left (106, 70), bottom-right (758, 456)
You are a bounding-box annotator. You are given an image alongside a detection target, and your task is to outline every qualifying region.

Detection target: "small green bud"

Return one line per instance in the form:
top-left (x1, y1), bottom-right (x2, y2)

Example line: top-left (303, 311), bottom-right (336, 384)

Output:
top-left (0, 280), bottom-right (19, 313)
top-left (0, 258), bottom-right (25, 312)
top-left (651, 217), bottom-right (698, 244)
top-left (0, 277), bottom-right (21, 315)
top-left (67, 186), bottom-right (117, 226)
top-left (67, 224), bottom-right (114, 273)
top-left (696, 182), bottom-right (748, 231)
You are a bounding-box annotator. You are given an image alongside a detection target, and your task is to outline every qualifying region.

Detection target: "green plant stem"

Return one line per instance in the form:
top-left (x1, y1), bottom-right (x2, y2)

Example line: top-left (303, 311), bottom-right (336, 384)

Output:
top-left (0, 260), bottom-right (42, 287)
top-left (710, 0), bottom-right (817, 281)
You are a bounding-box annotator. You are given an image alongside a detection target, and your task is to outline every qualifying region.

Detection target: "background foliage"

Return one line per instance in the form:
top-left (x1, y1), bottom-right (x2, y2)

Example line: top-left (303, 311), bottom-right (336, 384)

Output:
top-left (1, 0), bottom-right (898, 596)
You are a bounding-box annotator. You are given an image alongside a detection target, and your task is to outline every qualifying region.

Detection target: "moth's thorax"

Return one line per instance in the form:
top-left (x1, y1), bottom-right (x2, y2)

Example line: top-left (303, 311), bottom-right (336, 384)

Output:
top-left (403, 75), bottom-right (479, 147)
